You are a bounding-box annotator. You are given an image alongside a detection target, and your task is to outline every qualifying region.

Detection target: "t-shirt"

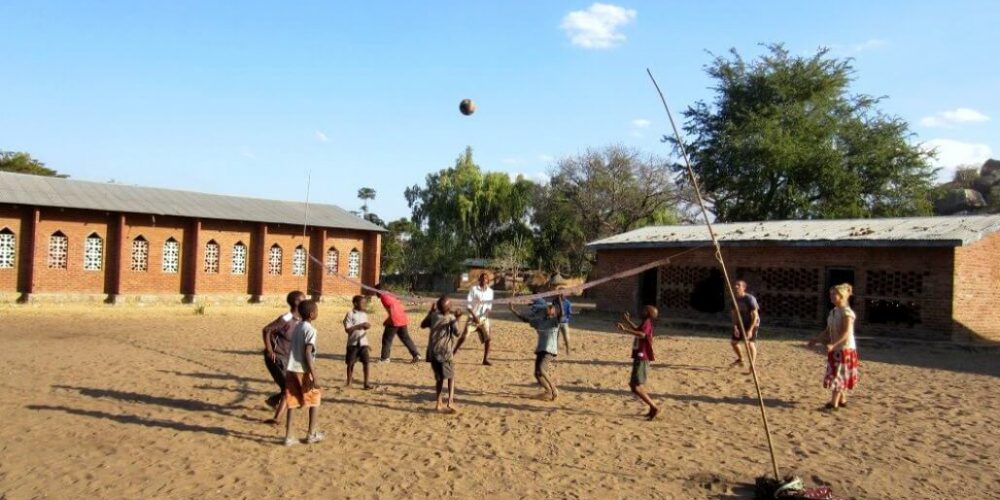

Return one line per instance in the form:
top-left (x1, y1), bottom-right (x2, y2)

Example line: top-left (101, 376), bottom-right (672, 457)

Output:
top-left (467, 285), bottom-right (494, 318)
top-left (263, 312), bottom-right (298, 357)
top-left (379, 293), bottom-right (408, 327)
top-left (560, 299), bottom-right (572, 325)
top-left (286, 321), bottom-right (318, 373)
top-left (342, 309), bottom-right (369, 347)
top-left (531, 316), bottom-right (561, 355)
top-left (826, 307), bottom-right (857, 350)
top-left (423, 310), bottom-right (459, 362)
top-left (632, 318), bottom-right (656, 362)
top-left (734, 294), bottom-right (760, 330)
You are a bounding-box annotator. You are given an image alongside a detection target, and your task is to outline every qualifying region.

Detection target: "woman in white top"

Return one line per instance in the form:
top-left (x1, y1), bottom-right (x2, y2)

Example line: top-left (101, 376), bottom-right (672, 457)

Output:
top-left (808, 283), bottom-right (860, 411)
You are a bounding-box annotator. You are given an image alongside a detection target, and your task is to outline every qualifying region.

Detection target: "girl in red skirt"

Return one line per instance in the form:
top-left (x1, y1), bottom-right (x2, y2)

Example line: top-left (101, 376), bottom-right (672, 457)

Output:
top-left (809, 283), bottom-right (859, 411)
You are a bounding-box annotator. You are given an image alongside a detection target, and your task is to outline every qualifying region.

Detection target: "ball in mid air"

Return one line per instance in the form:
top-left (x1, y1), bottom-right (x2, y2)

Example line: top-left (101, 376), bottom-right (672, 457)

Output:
top-left (459, 99), bottom-right (476, 116)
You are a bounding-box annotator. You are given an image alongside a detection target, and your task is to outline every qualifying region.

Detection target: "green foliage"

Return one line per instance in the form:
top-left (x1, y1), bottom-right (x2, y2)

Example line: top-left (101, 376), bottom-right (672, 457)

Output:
top-left (533, 145), bottom-right (683, 272)
top-left (405, 147), bottom-right (535, 273)
top-left (0, 151), bottom-right (66, 177)
top-left (357, 187), bottom-right (376, 216)
top-left (675, 44), bottom-right (936, 221)
top-left (381, 218), bottom-right (418, 275)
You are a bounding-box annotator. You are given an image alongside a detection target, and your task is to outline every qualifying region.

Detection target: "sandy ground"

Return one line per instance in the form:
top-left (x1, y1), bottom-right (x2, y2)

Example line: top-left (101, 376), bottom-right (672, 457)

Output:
top-left (0, 301), bottom-right (997, 499)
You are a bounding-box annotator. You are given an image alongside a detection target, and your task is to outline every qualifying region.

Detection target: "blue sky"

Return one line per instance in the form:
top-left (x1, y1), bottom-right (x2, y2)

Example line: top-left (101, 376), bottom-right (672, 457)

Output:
top-left (2, 1), bottom-right (997, 220)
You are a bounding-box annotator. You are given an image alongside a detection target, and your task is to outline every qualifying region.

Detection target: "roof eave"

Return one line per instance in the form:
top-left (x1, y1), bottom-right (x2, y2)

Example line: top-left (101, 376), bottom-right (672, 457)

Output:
top-left (587, 239), bottom-right (968, 250)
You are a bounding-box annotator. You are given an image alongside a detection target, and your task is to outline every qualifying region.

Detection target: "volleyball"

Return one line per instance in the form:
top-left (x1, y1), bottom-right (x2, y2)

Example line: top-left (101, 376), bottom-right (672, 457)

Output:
top-left (459, 99), bottom-right (476, 116)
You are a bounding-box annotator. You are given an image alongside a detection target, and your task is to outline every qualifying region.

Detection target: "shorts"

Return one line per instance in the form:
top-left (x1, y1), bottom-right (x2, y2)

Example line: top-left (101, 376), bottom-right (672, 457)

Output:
top-left (346, 345), bottom-right (371, 366)
top-left (431, 359), bottom-right (454, 381)
top-left (732, 325), bottom-right (758, 342)
top-left (284, 371), bottom-right (321, 409)
top-left (465, 317), bottom-right (491, 343)
top-left (534, 352), bottom-right (555, 378)
top-left (630, 359), bottom-right (649, 385)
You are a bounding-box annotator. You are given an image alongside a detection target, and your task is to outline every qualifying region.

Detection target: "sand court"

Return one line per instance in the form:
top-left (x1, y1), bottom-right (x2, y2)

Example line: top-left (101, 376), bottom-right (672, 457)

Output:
top-left (0, 302), bottom-right (997, 498)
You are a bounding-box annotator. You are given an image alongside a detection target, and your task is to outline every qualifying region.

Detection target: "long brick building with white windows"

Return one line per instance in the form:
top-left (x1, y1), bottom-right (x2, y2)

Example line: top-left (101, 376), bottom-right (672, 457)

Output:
top-left (0, 172), bottom-right (384, 303)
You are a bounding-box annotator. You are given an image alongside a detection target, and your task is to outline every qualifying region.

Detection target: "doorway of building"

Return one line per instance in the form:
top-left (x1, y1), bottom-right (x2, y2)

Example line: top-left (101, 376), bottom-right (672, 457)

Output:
top-left (825, 267), bottom-right (856, 312)
top-left (639, 268), bottom-right (658, 310)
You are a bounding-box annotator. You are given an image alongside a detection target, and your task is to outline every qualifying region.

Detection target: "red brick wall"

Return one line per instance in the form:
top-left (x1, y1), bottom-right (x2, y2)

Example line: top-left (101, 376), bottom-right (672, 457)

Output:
top-left (952, 233), bottom-right (1000, 342)
top-left (118, 214), bottom-right (187, 294)
top-left (33, 209), bottom-right (110, 293)
top-left (196, 220), bottom-right (255, 295)
top-left (0, 206), bottom-right (24, 292)
top-left (591, 245), bottom-right (956, 339)
top-left (321, 229), bottom-right (369, 296)
top-left (262, 226), bottom-right (312, 297)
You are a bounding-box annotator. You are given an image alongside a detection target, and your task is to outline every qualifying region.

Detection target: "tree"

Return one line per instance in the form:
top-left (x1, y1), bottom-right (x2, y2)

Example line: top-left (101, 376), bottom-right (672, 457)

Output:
top-left (673, 44), bottom-right (936, 222)
top-left (492, 234), bottom-right (532, 293)
top-left (533, 145), bottom-right (683, 273)
top-left (405, 147), bottom-right (535, 273)
top-left (0, 151), bottom-right (66, 177)
top-left (357, 187), bottom-right (376, 217)
top-left (381, 218), bottom-right (419, 275)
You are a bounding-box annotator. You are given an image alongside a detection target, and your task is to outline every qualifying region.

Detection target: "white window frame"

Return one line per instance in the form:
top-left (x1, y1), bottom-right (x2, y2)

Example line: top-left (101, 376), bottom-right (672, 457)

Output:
top-left (48, 233), bottom-right (68, 269)
top-left (325, 247), bottom-right (339, 276)
top-left (268, 245), bottom-right (282, 275)
top-left (204, 240), bottom-right (220, 274)
top-left (84, 234), bottom-right (104, 271)
top-left (347, 249), bottom-right (361, 278)
top-left (0, 229), bottom-right (15, 269)
top-left (130, 236), bottom-right (149, 272)
top-left (231, 242), bottom-right (247, 275)
top-left (162, 238), bottom-right (180, 274)
top-left (292, 246), bottom-right (307, 276)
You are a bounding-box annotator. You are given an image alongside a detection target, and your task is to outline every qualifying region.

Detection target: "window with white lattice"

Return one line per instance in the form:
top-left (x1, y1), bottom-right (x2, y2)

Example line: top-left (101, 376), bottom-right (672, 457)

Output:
top-left (84, 233), bottom-right (103, 271)
top-left (232, 242), bottom-right (247, 275)
top-left (268, 244), bottom-right (282, 275)
top-left (292, 246), bottom-right (306, 276)
top-left (130, 236), bottom-right (149, 272)
top-left (162, 238), bottom-right (179, 273)
top-left (48, 232), bottom-right (68, 269)
top-left (348, 249), bottom-right (361, 278)
top-left (325, 247), bottom-right (339, 276)
top-left (204, 240), bottom-right (220, 273)
top-left (0, 229), bottom-right (14, 269)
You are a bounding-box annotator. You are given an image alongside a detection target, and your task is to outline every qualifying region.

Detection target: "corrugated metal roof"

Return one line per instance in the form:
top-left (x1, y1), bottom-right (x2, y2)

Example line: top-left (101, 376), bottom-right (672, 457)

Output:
top-left (0, 172), bottom-right (385, 232)
top-left (587, 215), bottom-right (1000, 249)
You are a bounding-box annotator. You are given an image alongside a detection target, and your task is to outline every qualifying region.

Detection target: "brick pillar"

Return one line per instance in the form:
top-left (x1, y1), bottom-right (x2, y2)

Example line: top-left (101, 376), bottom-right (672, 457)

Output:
top-left (182, 219), bottom-right (201, 303)
top-left (249, 223), bottom-right (267, 303)
top-left (364, 231), bottom-right (382, 288)
top-left (105, 213), bottom-right (126, 304)
top-left (309, 228), bottom-right (326, 301)
top-left (17, 207), bottom-right (40, 303)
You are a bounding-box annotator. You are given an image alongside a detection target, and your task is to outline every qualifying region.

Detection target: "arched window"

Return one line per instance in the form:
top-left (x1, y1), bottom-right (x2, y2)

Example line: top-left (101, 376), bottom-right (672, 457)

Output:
top-left (204, 240), bottom-right (220, 273)
top-left (84, 233), bottom-right (104, 271)
top-left (292, 246), bottom-right (307, 276)
top-left (347, 249), bottom-right (361, 278)
top-left (162, 238), bottom-right (180, 273)
top-left (0, 228), bottom-right (15, 269)
top-left (268, 244), bottom-right (283, 275)
top-left (325, 247), bottom-right (339, 276)
top-left (231, 242), bottom-right (247, 275)
top-left (130, 236), bottom-right (149, 272)
top-left (48, 232), bottom-right (68, 269)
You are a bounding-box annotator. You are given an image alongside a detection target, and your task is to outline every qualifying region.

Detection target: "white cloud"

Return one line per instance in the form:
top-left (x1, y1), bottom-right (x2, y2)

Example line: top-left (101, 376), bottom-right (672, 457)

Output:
top-left (315, 130), bottom-right (329, 143)
top-left (827, 38), bottom-right (888, 56)
top-left (632, 118), bottom-right (651, 128)
top-left (922, 138), bottom-right (993, 182)
top-left (919, 108), bottom-right (990, 128)
top-left (240, 148), bottom-right (257, 160)
top-left (561, 3), bottom-right (637, 49)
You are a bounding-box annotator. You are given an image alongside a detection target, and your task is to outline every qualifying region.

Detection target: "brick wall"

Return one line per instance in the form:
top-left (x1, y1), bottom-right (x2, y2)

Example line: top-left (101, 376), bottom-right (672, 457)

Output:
top-left (0, 205), bottom-right (24, 292)
top-left (33, 208), bottom-right (110, 293)
top-left (118, 214), bottom-right (187, 294)
top-left (591, 245), bottom-right (957, 340)
top-left (952, 233), bottom-right (1000, 343)
top-left (262, 226), bottom-right (312, 297)
top-left (196, 220), bottom-right (255, 295)
top-left (321, 229), bottom-right (369, 296)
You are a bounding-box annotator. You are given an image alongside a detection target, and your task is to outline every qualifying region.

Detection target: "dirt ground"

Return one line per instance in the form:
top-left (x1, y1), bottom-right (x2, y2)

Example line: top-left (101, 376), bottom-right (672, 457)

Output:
top-left (0, 301), bottom-right (997, 499)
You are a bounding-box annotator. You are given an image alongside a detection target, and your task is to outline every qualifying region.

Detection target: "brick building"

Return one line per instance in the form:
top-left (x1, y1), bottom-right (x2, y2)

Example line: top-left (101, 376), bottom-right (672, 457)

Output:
top-left (587, 215), bottom-right (1000, 343)
top-left (0, 172), bottom-right (385, 303)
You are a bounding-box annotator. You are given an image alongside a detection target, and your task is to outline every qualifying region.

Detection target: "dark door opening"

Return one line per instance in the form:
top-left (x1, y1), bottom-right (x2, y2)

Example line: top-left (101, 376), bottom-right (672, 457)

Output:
top-left (690, 268), bottom-right (726, 314)
top-left (825, 267), bottom-right (856, 312)
top-left (639, 268), bottom-right (658, 309)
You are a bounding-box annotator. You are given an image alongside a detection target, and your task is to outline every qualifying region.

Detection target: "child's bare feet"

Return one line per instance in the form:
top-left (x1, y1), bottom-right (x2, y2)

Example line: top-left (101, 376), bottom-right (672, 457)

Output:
top-left (533, 392), bottom-right (550, 401)
top-left (263, 418), bottom-right (279, 427)
top-left (362, 385), bottom-right (374, 391)
top-left (646, 406), bottom-right (660, 420)
top-left (730, 359), bottom-right (744, 367)
top-left (441, 406), bottom-right (458, 414)
top-left (549, 388), bottom-right (559, 401)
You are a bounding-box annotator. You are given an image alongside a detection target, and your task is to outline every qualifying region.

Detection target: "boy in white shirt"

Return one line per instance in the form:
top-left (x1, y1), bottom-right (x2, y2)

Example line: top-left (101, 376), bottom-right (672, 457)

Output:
top-left (455, 272), bottom-right (494, 366)
top-left (343, 295), bottom-right (373, 390)
top-left (283, 300), bottom-right (323, 446)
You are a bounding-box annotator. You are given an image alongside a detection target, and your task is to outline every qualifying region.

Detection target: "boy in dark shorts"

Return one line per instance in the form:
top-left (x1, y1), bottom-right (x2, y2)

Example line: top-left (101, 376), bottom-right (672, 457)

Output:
top-left (509, 294), bottom-right (564, 401)
top-left (420, 295), bottom-right (463, 413)
top-left (617, 305), bottom-right (661, 420)
top-left (342, 295), bottom-right (373, 390)
top-left (730, 280), bottom-right (760, 367)
top-left (262, 290), bottom-right (305, 408)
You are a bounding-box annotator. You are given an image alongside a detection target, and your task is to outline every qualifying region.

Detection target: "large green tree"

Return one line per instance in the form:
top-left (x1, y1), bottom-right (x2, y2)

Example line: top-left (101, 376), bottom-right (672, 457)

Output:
top-left (0, 151), bottom-right (66, 177)
top-left (674, 45), bottom-right (936, 221)
top-left (405, 147), bottom-right (535, 273)
top-left (534, 145), bottom-right (683, 273)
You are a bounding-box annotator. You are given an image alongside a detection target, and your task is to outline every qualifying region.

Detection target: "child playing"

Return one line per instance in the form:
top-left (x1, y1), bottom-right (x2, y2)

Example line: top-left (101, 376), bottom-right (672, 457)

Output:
top-left (508, 295), bottom-right (564, 401)
top-left (808, 283), bottom-right (859, 411)
top-left (557, 289), bottom-right (572, 355)
top-left (420, 295), bottom-right (463, 414)
top-left (261, 290), bottom-right (304, 424)
top-left (617, 305), bottom-right (661, 420)
top-left (342, 295), bottom-right (373, 390)
top-left (283, 299), bottom-right (323, 446)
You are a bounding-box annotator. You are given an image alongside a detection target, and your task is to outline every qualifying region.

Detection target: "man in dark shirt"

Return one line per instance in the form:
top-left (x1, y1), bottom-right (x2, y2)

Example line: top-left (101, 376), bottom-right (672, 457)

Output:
top-left (262, 291), bottom-right (305, 409)
top-left (730, 280), bottom-right (760, 367)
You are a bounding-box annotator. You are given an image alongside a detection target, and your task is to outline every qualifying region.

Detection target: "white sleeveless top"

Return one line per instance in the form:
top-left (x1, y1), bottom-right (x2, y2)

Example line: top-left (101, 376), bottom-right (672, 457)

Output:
top-left (826, 307), bottom-right (857, 350)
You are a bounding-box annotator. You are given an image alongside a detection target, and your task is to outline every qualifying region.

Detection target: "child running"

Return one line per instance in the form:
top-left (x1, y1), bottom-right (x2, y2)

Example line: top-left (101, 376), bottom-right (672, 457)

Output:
top-left (808, 283), bottom-right (860, 411)
top-left (261, 290), bottom-right (304, 423)
top-left (509, 295), bottom-right (564, 401)
top-left (283, 299), bottom-right (323, 446)
top-left (420, 295), bottom-right (463, 414)
top-left (343, 295), bottom-right (373, 390)
top-left (617, 306), bottom-right (661, 420)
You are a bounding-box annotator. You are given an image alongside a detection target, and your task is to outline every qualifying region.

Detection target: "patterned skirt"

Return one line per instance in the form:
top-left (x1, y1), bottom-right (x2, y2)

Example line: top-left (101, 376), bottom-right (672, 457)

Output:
top-left (823, 348), bottom-right (859, 391)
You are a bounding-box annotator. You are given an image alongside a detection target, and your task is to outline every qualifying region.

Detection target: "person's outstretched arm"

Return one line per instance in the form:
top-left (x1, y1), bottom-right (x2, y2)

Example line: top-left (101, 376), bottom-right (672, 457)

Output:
top-left (508, 303), bottom-right (529, 323)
